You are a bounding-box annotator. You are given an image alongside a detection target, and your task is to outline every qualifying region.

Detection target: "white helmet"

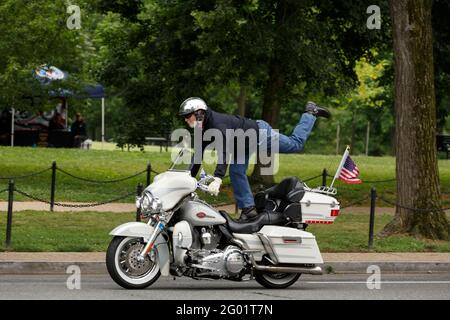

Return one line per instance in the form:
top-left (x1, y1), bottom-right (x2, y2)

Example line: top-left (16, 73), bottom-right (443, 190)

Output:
top-left (178, 97), bottom-right (208, 117)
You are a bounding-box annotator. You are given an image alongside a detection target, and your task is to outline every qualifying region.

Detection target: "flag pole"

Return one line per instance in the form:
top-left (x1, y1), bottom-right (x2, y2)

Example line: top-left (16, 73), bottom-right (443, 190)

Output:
top-left (330, 145), bottom-right (350, 189)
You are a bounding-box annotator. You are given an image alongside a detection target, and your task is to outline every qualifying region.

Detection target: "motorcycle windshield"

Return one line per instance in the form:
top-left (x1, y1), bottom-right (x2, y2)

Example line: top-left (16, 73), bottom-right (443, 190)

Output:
top-left (169, 148), bottom-right (194, 172)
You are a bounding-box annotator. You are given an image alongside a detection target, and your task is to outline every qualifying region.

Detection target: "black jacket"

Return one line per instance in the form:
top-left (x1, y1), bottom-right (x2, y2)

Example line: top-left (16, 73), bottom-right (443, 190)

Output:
top-left (190, 109), bottom-right (259, 178)
top-left (71, 120), bottom-right (87, 136)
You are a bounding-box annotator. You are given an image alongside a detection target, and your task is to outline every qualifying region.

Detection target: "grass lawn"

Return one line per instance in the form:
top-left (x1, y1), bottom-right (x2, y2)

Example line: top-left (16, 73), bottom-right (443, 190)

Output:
top-left (1, 210), bottom-right (449, 252)
top-left (1, 145), bottom-right (449, 208)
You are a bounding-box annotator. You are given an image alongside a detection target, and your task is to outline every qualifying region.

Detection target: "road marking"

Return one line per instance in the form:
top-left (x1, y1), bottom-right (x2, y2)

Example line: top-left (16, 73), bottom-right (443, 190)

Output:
top-left (306, 281), bottom-right (450, 284)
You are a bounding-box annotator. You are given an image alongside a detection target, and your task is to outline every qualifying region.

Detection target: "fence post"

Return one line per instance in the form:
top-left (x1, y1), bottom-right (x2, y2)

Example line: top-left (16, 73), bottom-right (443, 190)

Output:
top-left (368, 188), bottom-right (377, 251)
top-left (136, 183), bottom-right (144, 222)
top-left (50, 161), bottom-right (57, 212)
top-left (322, 169), bottom-right (328, 187)
top-left (5, 180), bottom-right (14, 248)
top-left (146, 163), bottom-right (152, 187)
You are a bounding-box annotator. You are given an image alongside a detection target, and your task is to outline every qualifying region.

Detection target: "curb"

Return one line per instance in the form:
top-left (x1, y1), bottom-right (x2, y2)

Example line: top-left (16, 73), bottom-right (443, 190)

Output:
top-left (0, 262), bottom-right (107, 275)
top-left (323, 262), bottom-right (450, 274)
top-left (1, 261), bottom-right (449, 275)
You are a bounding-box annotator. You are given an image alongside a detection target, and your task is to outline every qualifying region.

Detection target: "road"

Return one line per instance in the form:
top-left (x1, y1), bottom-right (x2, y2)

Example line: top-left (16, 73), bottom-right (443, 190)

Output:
top-left (0, 273), bottom-right (449, 300)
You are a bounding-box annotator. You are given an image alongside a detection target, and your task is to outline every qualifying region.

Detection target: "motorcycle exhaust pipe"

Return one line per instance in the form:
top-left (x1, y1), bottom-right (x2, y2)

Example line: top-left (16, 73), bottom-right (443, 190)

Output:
top-left (253, 264), bottom-right (323, 275)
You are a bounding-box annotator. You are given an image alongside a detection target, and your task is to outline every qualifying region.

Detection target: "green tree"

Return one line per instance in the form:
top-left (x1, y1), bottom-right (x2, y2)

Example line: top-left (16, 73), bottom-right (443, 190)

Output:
top-left (0, 0), bottom-right (95, 112)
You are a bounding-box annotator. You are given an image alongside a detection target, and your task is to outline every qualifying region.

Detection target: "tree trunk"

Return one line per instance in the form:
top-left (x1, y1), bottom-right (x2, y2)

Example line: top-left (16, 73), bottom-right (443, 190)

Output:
top-left (251, 0), bottom-right (291, 187)
top-left (237, 85), bottom-right (247, 117)
top-left (382, 0), bottom-right (449, 240)
top-left (261, 61), bottom-right (284, 127)
top-left (250, 59), bottom-right (285, 186)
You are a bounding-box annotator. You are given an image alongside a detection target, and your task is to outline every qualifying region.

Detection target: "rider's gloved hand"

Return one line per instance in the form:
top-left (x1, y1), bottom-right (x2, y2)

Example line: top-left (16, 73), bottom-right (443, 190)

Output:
top-left (208, 177), bottom-right (222, 196)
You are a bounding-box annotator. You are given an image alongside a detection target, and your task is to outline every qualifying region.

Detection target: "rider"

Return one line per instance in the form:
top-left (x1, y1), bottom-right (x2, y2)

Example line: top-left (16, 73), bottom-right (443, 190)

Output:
top-left (179, 97), bottom-right (331, 221)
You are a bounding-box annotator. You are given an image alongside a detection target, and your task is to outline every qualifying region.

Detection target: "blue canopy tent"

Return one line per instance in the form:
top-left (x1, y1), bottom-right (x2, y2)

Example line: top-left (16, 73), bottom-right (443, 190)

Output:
top-left (75, 85), bottom-right (105, 99)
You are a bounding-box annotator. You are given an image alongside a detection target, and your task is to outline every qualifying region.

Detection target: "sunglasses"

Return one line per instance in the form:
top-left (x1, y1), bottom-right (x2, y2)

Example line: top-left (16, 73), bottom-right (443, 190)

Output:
top-left (183, 113), bottom-right (194, 119)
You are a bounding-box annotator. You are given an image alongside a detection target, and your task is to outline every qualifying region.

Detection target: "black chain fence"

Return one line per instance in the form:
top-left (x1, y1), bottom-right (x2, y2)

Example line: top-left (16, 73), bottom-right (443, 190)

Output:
top-left (13, 187), bottom-right (136, 209)
top-left (0, 162), bottom-right (153, 216)
top-left (340, 195), bottom-right (371, 210)
top-left (325, 172), bottom-right (396, 184)
top-left (2, 179), bottom-right (141, 248)
top-left (151, 169), bottom-right (161, 175)
top-left (0, 161), bottom-right (156, 184)
top-left (2, 165), bottom-right (448, 207)
top-left (0, 167), bottom-right (52, 180)
top-left (378, 194), bottom-right (450, 212)
top-left (56, 167), bottom-right (147, 184)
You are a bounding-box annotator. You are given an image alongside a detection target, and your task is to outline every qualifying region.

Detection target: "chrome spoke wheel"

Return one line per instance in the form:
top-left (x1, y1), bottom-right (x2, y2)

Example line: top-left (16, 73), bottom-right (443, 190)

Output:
top-left (106, 236), bottom-right (161, 289)
top-left (118, 239), bottom-right (156, 278)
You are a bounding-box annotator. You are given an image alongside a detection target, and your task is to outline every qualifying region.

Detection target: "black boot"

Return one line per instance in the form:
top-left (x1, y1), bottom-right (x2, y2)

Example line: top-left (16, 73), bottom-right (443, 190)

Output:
top-left (239, 206), bottom-right (258, 221)
top-left (305, 101), bottom-right (331, 119)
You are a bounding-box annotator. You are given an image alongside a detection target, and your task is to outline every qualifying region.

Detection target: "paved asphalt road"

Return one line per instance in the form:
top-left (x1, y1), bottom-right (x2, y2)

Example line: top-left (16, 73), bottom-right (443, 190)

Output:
top-left (0, 273), bottom-right (449, 300)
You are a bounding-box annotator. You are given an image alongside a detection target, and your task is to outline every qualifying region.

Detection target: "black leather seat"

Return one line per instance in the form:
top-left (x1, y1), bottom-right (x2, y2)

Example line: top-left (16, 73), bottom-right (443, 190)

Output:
top-left (255, 177), bottom-right (306, 213)
top-left (219, 211), bottom-right (286, 234)
top-left (266, 177), bottom-right (302, 201)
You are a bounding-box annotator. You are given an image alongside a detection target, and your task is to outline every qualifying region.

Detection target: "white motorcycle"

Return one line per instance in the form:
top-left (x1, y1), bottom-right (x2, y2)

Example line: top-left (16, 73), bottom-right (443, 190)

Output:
top-left (106, 150), bottom-right (340, 289)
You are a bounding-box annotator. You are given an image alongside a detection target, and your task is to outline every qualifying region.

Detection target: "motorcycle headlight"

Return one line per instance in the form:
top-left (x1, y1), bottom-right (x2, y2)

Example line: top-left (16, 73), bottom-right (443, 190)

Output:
top-left (151, 198), bottom-right (162, 212)
top-left (139, 191), bottom-right (162, 214)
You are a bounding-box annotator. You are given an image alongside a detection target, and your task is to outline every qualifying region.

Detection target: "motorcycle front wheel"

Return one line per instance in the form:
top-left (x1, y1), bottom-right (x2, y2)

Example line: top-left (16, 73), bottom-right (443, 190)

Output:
top-left (106, 236), bottom-right (161, 289)
top-left (255, 272), bottom-right (301, 289)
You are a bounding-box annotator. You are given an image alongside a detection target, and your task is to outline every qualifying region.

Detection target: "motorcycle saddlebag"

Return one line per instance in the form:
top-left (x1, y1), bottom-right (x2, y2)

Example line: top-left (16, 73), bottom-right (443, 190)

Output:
top-left (258, 226), bottom-right (323, 264)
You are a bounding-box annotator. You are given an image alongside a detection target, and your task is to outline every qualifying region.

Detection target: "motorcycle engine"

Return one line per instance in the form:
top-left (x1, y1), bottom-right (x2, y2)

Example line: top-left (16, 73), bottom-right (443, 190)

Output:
top-left (190, 246), bottom-right (246, 278)
top-left (172, 222), bottom-right (246, 278)
top-left (198, 226), bottom-right (221, 250)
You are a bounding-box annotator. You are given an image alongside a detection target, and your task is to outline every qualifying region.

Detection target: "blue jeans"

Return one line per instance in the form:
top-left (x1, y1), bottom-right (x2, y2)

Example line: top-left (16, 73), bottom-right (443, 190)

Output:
top-left (229, 113), bottom-right (316, 209)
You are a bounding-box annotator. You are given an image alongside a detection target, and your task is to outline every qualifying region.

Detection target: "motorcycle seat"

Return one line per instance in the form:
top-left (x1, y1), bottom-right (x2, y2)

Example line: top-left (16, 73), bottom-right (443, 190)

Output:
top-left (219, 210), bottom-right (286, 234)
top-left (255, 177), bottom-right (306, 213)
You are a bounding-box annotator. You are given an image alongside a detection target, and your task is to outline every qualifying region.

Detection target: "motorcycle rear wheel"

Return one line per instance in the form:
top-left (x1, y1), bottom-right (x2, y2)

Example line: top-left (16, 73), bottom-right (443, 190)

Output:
top-left (106, 236), bottom-right (161, 289)
top-left (255, 272), bottom-right (301, 289)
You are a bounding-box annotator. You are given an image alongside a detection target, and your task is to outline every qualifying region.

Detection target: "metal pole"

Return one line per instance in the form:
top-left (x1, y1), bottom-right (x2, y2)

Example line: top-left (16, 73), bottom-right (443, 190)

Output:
top-left (368, 188), bottom-right (377, 251)
top-left (64, 99), bottom-right (68, 129)
top-left (50, 161), bottom-right (57, 212)
top-left (101, 97), bottom-right (105, 149)
top-left (146, 163), bottom-right (151, 187)
top-left (336, 122), bottom-right (340, 155)
top-left (136, 183), bottom-right (144, 222)
top-left (6, 180), bottom-right (14, 248)
top-left (365, 121), bottom-right (370, 156)
top-left (10, 107), bottom-right (15, 147)
top-left (322, 169), bottom-right (327, 187)
top-left (330, 146), bottom-right (350, 190)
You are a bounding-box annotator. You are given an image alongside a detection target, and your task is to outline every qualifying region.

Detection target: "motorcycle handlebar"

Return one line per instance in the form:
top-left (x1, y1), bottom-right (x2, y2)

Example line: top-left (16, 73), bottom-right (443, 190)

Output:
top-left (197, 174), bottom-right (214, 193)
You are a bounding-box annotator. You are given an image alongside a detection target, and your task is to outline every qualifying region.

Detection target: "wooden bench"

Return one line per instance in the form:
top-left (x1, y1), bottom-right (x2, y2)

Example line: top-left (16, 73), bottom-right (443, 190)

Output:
top-left (437, 134), bottom-right (450, 159)
top-left (145, 133), bottom-right (171, 152)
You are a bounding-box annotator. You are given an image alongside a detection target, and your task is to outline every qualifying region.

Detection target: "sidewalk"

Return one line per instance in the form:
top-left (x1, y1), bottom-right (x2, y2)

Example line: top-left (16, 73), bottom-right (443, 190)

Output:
top-left (0, 201), bottom-right (396, 214)
top-left (1, 252), bottom-right (449, 274)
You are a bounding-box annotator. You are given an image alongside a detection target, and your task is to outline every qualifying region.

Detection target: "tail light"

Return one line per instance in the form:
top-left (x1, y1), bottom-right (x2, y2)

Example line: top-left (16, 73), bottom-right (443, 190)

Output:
top-left (331, 209), bottom-right (340, 217)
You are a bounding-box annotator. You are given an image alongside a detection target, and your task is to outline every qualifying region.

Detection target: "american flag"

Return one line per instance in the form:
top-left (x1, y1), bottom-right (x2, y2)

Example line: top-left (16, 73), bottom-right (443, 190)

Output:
top-left (338, 155), bottom-right (362, 184)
